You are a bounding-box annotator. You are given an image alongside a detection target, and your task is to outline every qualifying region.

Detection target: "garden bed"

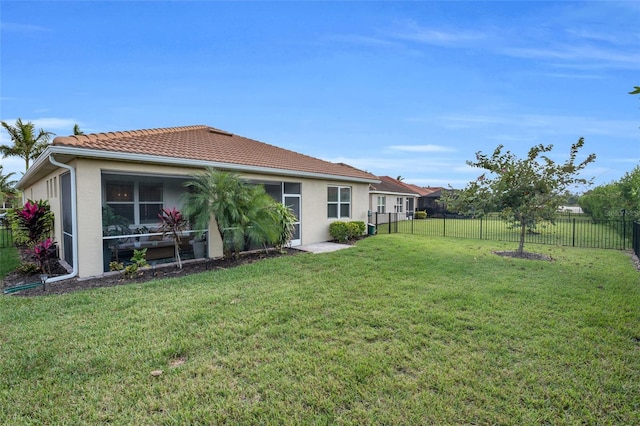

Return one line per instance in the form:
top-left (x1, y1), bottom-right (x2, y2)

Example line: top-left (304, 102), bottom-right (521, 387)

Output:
top-left (2, 248), bottom-right (299, 297)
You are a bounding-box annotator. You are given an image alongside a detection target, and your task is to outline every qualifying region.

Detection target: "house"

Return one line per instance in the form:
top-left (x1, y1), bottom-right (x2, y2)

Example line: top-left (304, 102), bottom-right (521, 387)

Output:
top-left (368, 176), bottom-right (419, 223)
top-left (417, 187), bottom-right (449, 216)
top-left (16, 125), bottom-right (379, 280)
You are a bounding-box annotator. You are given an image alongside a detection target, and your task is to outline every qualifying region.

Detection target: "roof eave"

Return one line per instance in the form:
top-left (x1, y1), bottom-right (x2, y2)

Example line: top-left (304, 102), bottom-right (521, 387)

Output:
top-left (19, 146), bottom-right (380, 187)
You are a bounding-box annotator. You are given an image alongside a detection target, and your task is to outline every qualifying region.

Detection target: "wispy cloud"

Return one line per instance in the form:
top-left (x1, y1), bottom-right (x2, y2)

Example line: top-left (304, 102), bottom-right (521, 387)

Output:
top-left (500, 45), bottom-right (640, 70)
top-left (388, 19), bottom-right (487, 47)
top-left (1, 22), bottom-right (50, 33)
top-left (389, 144), bottom-right (455, 153)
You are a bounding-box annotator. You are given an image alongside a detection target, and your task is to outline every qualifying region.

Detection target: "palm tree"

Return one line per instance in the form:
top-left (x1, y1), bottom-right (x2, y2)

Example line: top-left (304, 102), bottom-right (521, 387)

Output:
top-left (0, 119), bottom-right (54, 171)
top-left (182, 169), bottom-right (282, 258)
top-left (0, 165), bottom-right (17, 207)
top-left (73, 124), bottom-right (84, 135)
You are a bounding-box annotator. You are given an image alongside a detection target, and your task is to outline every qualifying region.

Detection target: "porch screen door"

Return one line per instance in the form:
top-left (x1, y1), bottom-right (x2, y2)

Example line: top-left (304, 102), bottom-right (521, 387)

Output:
top-left (284, 195), bottom-right (301, 246)
top-left (60, 172), bottom-right (74, 266)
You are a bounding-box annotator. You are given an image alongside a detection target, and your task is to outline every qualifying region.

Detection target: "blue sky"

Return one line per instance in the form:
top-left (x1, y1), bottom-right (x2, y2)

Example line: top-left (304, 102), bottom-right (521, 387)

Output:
top-left (1, 1), bottom-right (638, 191)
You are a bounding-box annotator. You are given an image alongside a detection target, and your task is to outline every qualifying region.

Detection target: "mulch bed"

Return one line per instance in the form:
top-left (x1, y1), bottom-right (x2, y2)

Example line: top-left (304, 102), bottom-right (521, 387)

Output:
top-left (493, 250), bottom-right (554, 261)
top-left (3, 248), bottom-right (300, 297)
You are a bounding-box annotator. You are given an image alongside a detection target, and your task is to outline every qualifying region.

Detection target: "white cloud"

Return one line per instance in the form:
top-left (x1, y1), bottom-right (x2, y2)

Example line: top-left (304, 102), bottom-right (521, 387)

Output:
top-left (389, 20), bottom-right (487, 47)
top-left (389, 144), bottom-right (455, 153)
top-left (1, 117), bottom-right (79, 134)
top-left (0, 22), bottom-right (50, 33)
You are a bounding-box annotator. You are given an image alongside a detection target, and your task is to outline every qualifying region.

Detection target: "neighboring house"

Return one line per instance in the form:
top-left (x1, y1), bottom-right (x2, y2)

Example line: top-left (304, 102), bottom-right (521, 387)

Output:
top-left (16, 125), bottom-right (379, 279)
top-left (558, 206), bottom-right (584, 214)
top-left (368, 176), bottom-right (419, 223)
top-left (419, 187), bottom-right (449, 216)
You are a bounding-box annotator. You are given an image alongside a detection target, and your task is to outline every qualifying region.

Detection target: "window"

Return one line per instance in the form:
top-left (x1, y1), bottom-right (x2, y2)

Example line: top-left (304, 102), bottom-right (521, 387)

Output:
top-left (328, 186), bottom-right (351, 218)
top-left (139, 182), bottom-right (163, 223)
top-left (394, 197), bottom-right (403, 213)
top-left (376, 196), bottom-right (386, 214)
top-left (105, 180), bottom-right (163, 225)
top-left (106, 182), bottom-right (135, 223)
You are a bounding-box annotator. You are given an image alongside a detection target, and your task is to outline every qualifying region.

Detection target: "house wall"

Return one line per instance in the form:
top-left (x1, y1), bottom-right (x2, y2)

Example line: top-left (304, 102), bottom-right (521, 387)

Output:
top-left (368, 193), bottom-right (417, 223)
top-left (19, 168), bottom-right (65, 266)
top-left (24, 158), bottom-right (372, 278)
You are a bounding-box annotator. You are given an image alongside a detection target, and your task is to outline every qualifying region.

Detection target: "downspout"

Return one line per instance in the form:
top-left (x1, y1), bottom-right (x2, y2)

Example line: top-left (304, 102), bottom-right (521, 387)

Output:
top-left (46, 155), bottom-right (78, 283)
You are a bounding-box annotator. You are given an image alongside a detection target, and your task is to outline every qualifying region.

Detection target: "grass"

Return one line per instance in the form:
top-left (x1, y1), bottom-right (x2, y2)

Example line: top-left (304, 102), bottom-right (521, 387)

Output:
top-left (1, 235), bottom-right (639, 424)
top-left (378, 216), bottom-right (631, 249)
top-left (0, 245), bottom-right (20, 279)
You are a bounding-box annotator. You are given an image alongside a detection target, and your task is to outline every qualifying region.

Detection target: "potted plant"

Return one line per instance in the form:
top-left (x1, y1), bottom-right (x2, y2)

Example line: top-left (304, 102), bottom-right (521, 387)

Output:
top-left (133, 225), bottom-right (150, 248)
top-left (191, 232), bottom-right (207, 259)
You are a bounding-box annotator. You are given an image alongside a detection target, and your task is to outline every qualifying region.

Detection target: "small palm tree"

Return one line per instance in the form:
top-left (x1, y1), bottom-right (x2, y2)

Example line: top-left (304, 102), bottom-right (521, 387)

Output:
top-left (72, 124), bottom-right (85, 135)
top-left (0, 166), bottom-right (17, 207)
top-left (182, 169), bottom-right (285, 258)
top-left (0, 119), bottom-right (54, 171)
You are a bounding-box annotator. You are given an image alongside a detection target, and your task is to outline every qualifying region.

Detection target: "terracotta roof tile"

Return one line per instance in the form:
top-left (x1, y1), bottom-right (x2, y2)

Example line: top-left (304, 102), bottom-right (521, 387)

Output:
top-left (53, 125), bottom-right (377, 181)
top-left (370, 176), bottom-right (419, 194)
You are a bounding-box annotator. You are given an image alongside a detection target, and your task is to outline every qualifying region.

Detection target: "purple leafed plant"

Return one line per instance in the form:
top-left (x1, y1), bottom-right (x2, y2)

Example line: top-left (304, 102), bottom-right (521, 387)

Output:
top-left (158, 207), bottom-right (188, 269)
top-left (34, 237), bottom-right (57, 275)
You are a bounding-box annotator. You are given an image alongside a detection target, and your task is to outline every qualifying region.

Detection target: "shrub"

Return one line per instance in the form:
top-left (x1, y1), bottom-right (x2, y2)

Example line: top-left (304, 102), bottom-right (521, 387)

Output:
top-left (33, 237), bottom-right (57, 275)
top-left (347, 221), bottom-right (366, 238)
top-left (329, 221), bottom-right (350, 242)
top-left (16, 262), bottom-right (40, 275)
top-left (330, 221), bottom-right (366, 242)
top-left (12, 200), bottom-right (54, 247)
top-left (415, 211), bottom-right (427, 219)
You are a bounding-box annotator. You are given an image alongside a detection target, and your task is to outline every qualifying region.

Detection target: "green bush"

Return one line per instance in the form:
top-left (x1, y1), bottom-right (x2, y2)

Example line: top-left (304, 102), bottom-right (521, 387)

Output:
top-left (330, 221), bottom-right (366, 242)
top-left (329, 221), bottom-right (350, 242)
top-left (347, 221), bottom-right (366, 237)
top-left (415, 211), bottom-right (427, 219)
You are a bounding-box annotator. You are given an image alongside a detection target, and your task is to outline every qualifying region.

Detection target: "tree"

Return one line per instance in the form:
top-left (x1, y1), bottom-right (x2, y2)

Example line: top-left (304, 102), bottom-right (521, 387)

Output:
top-left (73, 124), bottom-right (85, 135)
top-left (444, 139), bottom-right (596, 255)
top-left (630, 86), bottom-right (640, 95)
top-left (181, 169), bottom-right (287, 258)
top-left (0, 165), bottom-right (17, 207)
top-left (0, 119), bottom-right (54, 171)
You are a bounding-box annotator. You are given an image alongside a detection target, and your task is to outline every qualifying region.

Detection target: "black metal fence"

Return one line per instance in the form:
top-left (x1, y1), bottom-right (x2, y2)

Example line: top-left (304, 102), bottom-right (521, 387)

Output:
top-left (375, 212), bottom-right (635, 251)
top-left (0, 220), bottom-right (13, 249)
top-left (633, 221), bottom-right (640, 258)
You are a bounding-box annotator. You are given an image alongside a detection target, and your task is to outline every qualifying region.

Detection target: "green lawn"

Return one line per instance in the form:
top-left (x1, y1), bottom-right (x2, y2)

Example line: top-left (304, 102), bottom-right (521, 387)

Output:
top-left (378, 216), bottom-right (631, 249)
top-left (0, 245), bottom-right (20, 279)
top-left (1, 235), bottom-right (639, 424)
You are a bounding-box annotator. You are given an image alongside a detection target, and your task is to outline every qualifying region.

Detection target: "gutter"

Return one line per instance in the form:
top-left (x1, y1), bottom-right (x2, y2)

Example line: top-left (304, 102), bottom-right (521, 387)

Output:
top-left (45, 155), bottom-right (79, 284)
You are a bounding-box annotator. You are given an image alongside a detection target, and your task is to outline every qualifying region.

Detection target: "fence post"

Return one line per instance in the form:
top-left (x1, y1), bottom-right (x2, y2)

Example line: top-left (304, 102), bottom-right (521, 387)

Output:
top-left (479, 216), bottom-right (483, 240)
top-left (443, 214), bottom-right (446, 237)
top-left (622, 210), bottom-right (627, 250)
top-left (388, 213), bottom-right (391, 234)
top-left (572, 218), bottom-right (576, 247)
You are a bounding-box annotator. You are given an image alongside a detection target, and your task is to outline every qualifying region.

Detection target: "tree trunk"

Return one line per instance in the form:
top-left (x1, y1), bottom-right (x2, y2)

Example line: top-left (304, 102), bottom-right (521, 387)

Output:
top-left (517, 220), bottom-right (526, 254)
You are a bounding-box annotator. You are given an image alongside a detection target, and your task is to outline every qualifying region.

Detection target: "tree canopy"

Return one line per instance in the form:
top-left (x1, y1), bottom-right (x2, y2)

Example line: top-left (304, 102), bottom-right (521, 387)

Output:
top-left (444, 138), bottom-right (596, 254)
top-left (181, 169), bottom-right (295, 258)
top-left (0, 119), bottom-right (54, 171)
top-left (0, 165), bottom-right (17, 206)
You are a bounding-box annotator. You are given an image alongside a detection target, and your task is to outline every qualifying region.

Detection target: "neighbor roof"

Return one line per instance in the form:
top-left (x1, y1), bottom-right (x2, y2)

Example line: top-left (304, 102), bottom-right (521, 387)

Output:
top-left (369, 176), bottom-right (419, 195)
top-left (45, 125), bottom-right (377, 182)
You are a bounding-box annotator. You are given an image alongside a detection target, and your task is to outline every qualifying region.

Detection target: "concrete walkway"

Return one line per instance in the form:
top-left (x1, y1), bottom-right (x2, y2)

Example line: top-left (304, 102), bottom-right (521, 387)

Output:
top-left (294, 242), bottom-right (352, 254)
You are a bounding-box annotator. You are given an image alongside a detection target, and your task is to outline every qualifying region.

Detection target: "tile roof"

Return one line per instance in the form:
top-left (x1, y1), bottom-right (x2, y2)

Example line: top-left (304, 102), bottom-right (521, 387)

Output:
top-left (397, 182), bottom-right (432, 197)
top-left (52, 125), bottom-right (377, 181)
top-left (370, 176), bottom-right (419, 195)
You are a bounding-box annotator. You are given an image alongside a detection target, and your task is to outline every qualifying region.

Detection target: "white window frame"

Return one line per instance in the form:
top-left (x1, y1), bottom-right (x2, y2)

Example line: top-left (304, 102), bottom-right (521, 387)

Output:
top-left (376, 196), bottom-right (386, 214)
top-left (328, 185), bottom-right (351, 219)
top-left (394, 197), bottom-right (403, 213)
top-left (104, 179), bottom-right (164, 226)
